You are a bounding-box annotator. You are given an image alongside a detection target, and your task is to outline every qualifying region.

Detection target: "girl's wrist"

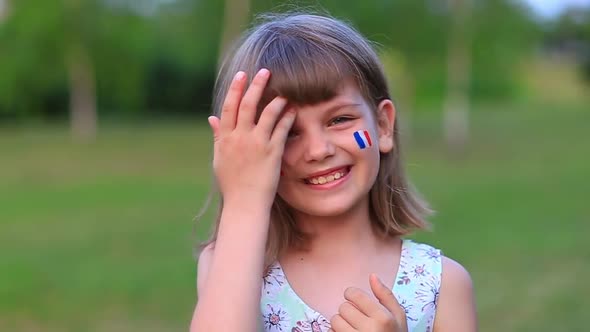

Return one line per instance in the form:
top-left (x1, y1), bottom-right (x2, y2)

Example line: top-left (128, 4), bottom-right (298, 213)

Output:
top-left (223, 194), bottom-right (274, 211)
top-left (222, 197), bottom-right (273, 220)
top-left (217, 201), bottom-right (272, 240)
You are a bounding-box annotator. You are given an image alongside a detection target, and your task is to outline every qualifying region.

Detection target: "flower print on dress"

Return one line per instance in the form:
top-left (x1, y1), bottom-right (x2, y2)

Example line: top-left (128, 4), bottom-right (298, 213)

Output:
top-left (399, 298), bottom-right (417, 322)
top-left (396, 271), bottom-right (411, 286)
top-left (419, 247), bottom-right (441, 261)
top-left (415, 274), bottom-right (441, 313)
top-left (262, 304), bottom-right (291, 331)
top-left (412, 264), bottom-right (427, 278)
top-left (262, 264), bottom-right (286, 298)
top-left (294, 314), bottom-right (331, 332)
top-left (399, 243), bottom-right (410, 269)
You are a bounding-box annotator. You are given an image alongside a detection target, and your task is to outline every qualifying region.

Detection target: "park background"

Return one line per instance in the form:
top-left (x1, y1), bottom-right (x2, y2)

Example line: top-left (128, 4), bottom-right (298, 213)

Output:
top-left (0, 0), bottom-right (588, 331)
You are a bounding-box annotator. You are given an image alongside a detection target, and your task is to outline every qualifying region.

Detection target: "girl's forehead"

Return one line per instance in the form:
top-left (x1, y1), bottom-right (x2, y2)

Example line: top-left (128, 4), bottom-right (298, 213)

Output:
top-left (287, 98), bottom-right (368, 122)
top-left (286, 80), bottom-right (366, 112)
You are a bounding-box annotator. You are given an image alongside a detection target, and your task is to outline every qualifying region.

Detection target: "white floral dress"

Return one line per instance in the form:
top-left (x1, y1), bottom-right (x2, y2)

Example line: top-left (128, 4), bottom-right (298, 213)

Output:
top-left (260, 239), bottom-right (442, 332)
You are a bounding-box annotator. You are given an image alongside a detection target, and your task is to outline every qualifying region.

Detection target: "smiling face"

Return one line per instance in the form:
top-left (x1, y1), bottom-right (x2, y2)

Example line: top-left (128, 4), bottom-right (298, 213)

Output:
top-left (277, 81), bottom-right (395, 219)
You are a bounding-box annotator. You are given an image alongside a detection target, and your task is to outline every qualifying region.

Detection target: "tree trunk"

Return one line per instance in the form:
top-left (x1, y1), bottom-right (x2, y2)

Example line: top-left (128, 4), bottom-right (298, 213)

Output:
top-left (217, 0), bottom-right (250, 69)
top-left (444, 0), bottom-right (472, 155)
top-left (401, 73), bottom-right (416, 144)
top-left (66, 44), bottom-right (97, 142)
top-left (0, 0), bottom-right (9, 21)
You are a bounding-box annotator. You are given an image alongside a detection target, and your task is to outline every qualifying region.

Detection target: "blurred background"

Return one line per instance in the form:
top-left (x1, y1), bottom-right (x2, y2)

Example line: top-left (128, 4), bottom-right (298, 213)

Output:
top-left (0, 0), bottom-right (588, 331)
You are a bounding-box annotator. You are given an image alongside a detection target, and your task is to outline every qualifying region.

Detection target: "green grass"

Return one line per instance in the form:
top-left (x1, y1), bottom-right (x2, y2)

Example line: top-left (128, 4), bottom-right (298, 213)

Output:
top-left (0, 103), bottom-right (588, 331)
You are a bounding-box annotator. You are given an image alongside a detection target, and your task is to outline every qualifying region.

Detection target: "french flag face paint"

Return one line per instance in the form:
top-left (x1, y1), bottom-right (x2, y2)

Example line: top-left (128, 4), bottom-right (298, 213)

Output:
top-left (353, 130), bottom-right (372, 149)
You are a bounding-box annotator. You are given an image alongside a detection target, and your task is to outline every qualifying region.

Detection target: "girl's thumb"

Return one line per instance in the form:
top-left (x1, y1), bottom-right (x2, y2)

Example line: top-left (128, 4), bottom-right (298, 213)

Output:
top-left (369, 274), bottom-right (405, 318)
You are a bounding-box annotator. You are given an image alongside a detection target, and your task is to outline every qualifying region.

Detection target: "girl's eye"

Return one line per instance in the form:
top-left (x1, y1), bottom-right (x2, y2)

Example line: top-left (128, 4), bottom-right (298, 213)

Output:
top-left (329, 116), bottom-right (353, 126)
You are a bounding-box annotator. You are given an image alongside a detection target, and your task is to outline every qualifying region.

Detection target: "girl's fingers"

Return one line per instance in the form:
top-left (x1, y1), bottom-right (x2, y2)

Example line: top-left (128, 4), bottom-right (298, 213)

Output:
top-left (219, 71), bottom-right (247, 133)
top-left (329, 314), bottom-right (356, 332)
top-left (256, 96), bottom-right (289, 138)
top-left (369, 274), bottom-right (406, 321)
top-left (343, 287), bottom-right (380, 318)
top-left (269, 109), bottom-right (296, 147)
top-left (337, 301), bottom-right (367, 330)
top-left (236, 68), bottom-right (271, 130)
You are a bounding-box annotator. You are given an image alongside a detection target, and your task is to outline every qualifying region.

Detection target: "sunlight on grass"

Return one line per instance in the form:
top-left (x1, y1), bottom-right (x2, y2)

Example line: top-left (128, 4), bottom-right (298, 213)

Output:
top-left (1, 105), bottom-right (588, 331)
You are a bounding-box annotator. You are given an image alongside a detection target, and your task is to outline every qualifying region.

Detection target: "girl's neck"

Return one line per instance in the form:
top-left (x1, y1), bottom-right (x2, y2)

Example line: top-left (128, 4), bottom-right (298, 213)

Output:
top-left (290, 198), bottom-right (388, 261)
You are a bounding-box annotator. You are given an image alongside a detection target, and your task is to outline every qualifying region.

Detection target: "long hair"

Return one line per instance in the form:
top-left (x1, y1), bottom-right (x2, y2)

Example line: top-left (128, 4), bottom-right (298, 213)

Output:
top-left (198, 12), bottom-right (432, 266)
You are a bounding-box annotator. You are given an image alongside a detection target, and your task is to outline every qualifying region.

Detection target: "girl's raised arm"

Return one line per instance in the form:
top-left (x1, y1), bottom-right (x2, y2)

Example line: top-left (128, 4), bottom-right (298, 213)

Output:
top-left (190, 69), bottom-right (296, 332)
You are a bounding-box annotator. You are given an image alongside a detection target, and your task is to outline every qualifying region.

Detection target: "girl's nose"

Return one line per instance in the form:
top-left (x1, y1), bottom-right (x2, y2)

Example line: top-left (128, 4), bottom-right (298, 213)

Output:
top-left (303, 131), bottom-right (335, 162)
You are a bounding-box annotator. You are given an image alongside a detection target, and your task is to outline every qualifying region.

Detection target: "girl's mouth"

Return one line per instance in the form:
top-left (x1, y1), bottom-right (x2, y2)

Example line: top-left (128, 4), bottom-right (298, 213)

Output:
top-left (303, 166), bottom-right (351, 185)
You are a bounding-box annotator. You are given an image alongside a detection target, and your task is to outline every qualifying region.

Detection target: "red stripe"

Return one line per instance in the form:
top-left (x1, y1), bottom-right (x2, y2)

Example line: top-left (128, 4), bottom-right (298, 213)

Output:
top-left (363, 130), bottom-right (372, 146)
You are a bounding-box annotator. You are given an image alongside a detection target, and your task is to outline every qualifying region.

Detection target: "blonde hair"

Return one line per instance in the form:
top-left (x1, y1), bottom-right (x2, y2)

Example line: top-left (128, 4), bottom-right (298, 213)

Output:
top-left (199, 12), bottom-right (432, 266)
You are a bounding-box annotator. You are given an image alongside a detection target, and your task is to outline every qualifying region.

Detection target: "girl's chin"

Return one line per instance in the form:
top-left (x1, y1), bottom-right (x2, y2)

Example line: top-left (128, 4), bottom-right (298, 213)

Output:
top-left (287, 200), bottom-right (361, 219)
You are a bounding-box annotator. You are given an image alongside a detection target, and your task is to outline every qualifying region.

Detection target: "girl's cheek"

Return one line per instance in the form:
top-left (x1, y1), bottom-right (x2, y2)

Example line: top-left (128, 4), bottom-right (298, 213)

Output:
top-left (282, 138), bottom-right (301, 160)
top-left (280, 148), bottom-right (296, 171)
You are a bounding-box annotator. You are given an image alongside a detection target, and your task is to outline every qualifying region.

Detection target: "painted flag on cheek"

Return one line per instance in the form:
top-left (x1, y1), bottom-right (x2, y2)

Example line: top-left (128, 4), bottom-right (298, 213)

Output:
top-left (353, 130), bottom-right (372, 149)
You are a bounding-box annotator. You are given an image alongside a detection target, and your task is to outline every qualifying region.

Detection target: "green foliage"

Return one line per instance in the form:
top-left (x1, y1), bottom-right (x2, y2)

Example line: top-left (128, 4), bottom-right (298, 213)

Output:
top-left (253, 0), bottom-right (542, 106)
top-left (0, 0), bottom-right (579, 119)
top-left (0, 0), bottom-right (223, 117)
top-left (544, 7), bottom-right (590, 81)
top-left (0, 0), bottom-right (153, 115)
top-left (0, 1), bottom-right (67, 115)
top-left (469, 0), bottom-right (542, 100)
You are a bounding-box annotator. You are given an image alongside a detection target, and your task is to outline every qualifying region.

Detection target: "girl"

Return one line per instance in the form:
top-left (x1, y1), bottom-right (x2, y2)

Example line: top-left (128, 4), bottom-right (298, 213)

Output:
top-left (191, 12), bottom-right (477, 332)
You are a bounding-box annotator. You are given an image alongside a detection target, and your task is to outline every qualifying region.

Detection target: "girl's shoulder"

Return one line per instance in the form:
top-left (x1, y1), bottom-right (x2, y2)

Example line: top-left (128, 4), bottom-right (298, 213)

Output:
top-left (401, 240), bottom-right (477, 331)
top-left (400, 239), bottom-right (471, 279)
top-left (399, 239), bottom-right (471, 283)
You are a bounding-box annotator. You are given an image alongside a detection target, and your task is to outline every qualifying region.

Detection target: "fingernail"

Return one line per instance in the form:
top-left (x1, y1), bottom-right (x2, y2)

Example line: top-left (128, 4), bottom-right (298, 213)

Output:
top-left (259, 68), bottom-right (270, 78)
top-left (234, 71), bottom-right (245, 81)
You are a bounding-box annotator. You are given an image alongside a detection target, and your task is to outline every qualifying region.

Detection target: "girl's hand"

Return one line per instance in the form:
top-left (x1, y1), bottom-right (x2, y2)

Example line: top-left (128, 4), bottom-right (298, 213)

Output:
top-left (329, 274), bottom-right (408, 332)
top-left (208, 69), bottom-right (295, 206)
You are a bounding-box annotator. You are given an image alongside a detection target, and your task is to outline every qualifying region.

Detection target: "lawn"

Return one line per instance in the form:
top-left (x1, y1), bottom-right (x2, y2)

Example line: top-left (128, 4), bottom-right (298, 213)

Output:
top-left (0, 102), bottom-right (588, 331)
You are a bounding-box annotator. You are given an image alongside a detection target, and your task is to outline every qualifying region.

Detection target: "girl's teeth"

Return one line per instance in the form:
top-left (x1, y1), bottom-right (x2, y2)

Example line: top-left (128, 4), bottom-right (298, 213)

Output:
top-left (307, 171), bottom-right (346, 185)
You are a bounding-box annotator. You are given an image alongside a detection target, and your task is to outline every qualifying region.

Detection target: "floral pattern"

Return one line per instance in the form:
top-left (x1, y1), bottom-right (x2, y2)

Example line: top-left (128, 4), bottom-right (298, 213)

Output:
top-left (263, 304), bottom-right (291, 331)
top-left (292, 314), bottom-right (330, 332)
top-left (260, 240), bottom-right (442, 332)
top-left (263, 265), bottom-right (287, 299)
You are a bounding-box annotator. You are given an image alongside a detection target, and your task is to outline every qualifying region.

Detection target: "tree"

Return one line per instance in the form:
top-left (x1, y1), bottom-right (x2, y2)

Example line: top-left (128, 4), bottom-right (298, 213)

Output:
top-left (64, 0), bottom-right (97, 140)
top-left (0, 0), bottom-right (9, 21)
top-left (0, 0), bottom-right (152, 139)
top-left (443, 0), bottom-right (472, 154)
top-left (218, 0), bottom-right (250, 68)
top-left (545, 7), bottom-right (590, 82)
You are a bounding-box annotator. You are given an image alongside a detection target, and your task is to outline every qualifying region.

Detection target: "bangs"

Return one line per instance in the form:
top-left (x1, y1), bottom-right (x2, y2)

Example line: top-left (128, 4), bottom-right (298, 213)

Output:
top-left (257, 34), bottom-right (357, 106)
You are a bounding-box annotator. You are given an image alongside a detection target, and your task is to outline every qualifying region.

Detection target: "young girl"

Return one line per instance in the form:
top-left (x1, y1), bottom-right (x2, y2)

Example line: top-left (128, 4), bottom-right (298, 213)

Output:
top-left (191, 12), bottom-right (477, 332)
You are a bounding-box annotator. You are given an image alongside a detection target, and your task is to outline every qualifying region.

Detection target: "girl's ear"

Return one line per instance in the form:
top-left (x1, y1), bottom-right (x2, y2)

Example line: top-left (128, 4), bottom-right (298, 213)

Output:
top-left (376, 99), bottom-right (396, 153)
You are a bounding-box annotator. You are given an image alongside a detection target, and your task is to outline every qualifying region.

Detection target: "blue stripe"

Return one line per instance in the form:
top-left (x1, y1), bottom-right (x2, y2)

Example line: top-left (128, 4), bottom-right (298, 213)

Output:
top-left (354, 131), bottom-right (366, 149)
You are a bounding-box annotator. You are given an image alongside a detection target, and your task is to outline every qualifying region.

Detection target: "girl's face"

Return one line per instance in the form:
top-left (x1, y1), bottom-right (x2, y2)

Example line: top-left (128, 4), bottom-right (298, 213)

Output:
top-left (277, 81), bottom-right (395, 218)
